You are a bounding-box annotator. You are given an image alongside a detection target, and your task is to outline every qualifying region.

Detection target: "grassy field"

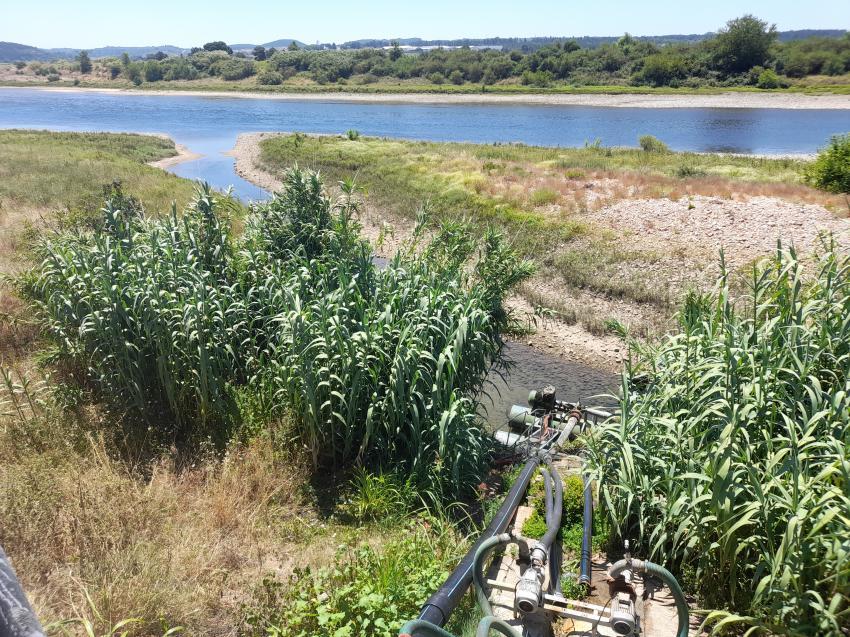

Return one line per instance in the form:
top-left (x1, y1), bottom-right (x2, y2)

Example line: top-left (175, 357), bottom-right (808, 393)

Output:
top-left (0, 129), bottom-right (197, 211)
top-left (255, 134), bottom-right (840, 335)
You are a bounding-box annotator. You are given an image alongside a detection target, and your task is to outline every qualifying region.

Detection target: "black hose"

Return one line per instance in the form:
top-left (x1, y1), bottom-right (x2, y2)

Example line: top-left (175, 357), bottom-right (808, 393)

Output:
top-left (0, 545), bottom-right (45, 637)
top-left (416, 452), bottom-right (545, 628)
top-left (539, 461), bottom-right (562, 553)
top-left (540, 466), bottom-right (561, 593)
top-left (578, 474), bottom-right (593, 587)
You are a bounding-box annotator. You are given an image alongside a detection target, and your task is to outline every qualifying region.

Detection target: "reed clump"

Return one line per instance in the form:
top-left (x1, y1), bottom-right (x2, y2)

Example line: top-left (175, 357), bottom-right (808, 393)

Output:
top-left (26, 168), bottom-right (533, 498)
top-left (588, 244), bottom-right (850, 635)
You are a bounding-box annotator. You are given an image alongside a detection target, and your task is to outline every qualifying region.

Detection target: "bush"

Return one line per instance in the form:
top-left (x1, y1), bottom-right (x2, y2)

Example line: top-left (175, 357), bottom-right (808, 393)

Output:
top-left (346, 129), bottom-right (360, 140)
top-left (529, 188), bottom-right (559, 206)
top-left (142, 61), bottom-right (163, 82)
top-left (243, 529), bottom-right (460, 637)
top-left (805, 133), bottom-right (850, 193)
top-left (448, 69), bottom-right (464, 85)
top-left (588, 246), bottom-right (850, 633)
top-left (428, 72), bottom-right (445, 85)
top-left (256, 70), bottom-right (283, 85)
top-left (638, 134), bottom-right (669, 153)
top-left (46, 74), bottom-right (60, 83)
top-left (756, 68), bottom-right (781, 88)
top-left (213, 57), bottom-right (255, 81)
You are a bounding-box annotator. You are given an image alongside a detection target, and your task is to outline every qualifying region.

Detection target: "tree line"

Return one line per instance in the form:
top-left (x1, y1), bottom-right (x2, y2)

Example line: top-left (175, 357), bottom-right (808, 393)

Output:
top-left (82, 16), bottom-right (850, 88)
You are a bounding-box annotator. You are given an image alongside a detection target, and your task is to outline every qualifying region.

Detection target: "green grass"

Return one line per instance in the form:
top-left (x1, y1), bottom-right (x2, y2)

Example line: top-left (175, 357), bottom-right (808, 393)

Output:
top-left (0, 130), bottom-right (197, 212)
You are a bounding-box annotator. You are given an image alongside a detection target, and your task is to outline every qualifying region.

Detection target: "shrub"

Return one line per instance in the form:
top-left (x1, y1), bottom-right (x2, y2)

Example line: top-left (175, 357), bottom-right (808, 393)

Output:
top-left (428, 72), bottom-right (445, 85)
top-left (521, 510), bottom-right (547, 539)
top-left (588, 245), bottom-right (850, 633)
top-left (243, 529), bottom-right (460, 637)
top-left (213, 57), bottom-right (255, 81)
top-left (256, 70), bottom-right (283, 85)
top-left (448, 69), bottom-right (464, 85)
top-left (805, 133), bottom-right (850, 193)
top-left (529, 187), bottom-right (559, 206)
top-left (638, 134), bottom-right (669, 153)
top-left (143, 61), bottom-right (163, 82)
top-left (756, 68), bottom-right (781, 88)
top-left (346, 129), bottom-right (360, 140)
top-left (46, 74), bottom-right (60, 83)
top-left (520, 69), bottom-right (553, 87)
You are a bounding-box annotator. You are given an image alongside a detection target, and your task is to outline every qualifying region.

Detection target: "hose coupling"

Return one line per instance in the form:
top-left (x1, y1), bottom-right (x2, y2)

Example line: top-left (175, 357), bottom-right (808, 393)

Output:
top-left (529, 541), bottom-right (548, 567)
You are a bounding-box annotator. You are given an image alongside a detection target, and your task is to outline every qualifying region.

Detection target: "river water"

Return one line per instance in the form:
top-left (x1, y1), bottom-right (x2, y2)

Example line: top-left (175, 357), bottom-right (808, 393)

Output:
top-left (5, 87), bottom-right (835, 417)
top-left (2, 87), bottom-right (849, 203)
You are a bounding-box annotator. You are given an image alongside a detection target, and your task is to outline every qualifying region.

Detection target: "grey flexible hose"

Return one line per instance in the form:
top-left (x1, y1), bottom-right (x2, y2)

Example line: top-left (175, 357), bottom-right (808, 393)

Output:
top-left (475, 616), bottom-right (523, 637)
top-left (472, 534), bottom-right (511, 617)
top-left (0, 545), bottom-right (45, 637)
top-left (539, 461), bottom-right (562, 552)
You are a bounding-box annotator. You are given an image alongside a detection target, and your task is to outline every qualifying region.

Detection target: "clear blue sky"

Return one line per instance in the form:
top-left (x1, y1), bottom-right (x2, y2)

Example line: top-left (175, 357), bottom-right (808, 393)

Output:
top-left (4, 0), bottom-right (849, 48)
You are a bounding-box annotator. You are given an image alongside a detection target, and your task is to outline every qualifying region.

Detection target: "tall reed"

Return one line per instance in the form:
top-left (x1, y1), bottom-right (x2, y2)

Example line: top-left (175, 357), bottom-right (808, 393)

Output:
top-left (588, 244), bottom-right (850, 635)
top-left (27, 169), bottom-right (533, 497)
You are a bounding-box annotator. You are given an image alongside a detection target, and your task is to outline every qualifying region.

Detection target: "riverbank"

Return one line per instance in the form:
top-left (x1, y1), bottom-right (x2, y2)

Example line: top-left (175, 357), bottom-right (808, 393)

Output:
top-left (231, 131), bottom-right (850, 369)
top-left (5, 84), bottom-right (850, 109)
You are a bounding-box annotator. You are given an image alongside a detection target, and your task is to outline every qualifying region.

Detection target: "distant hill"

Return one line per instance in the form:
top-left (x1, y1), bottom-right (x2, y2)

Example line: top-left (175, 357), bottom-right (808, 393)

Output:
top-left (0, 42), bottom-right (188, 62)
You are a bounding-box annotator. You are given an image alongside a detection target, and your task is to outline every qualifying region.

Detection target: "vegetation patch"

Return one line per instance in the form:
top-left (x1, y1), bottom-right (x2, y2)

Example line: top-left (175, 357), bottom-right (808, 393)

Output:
top-left (24, 168), bottom-right (532, 498)
top-left (588, 245), bottom-right (850, 633)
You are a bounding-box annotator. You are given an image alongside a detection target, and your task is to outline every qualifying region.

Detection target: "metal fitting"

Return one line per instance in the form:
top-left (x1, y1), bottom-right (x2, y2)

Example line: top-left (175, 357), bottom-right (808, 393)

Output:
top-left (529, 541), bottom-right (548, 567)
top-left (514, 568), bottom-right (544, 615)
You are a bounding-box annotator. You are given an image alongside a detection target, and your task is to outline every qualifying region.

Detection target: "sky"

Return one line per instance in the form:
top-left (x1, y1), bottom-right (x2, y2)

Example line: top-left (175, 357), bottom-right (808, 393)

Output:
top-left (3, 0), bottom-right (849, 49)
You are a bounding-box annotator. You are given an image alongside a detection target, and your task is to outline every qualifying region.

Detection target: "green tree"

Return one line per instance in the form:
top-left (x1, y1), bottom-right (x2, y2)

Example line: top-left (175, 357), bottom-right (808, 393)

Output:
top-left (120, 52), bottom-right (130, 67)
top-left (203, 41), bottom-right (233, 55)
top-left (143, 60), bottom-right (163, 82)
top-left (713, 15), bottom-right (777, 74)
top-left (287, 41), bottom-right (300, 51)
top-left (77, 50), bottom-right (92, 74)
top-left (253, 46), bottom-right (267, 61)
top-left (389, 41), bottom-right (402, 61)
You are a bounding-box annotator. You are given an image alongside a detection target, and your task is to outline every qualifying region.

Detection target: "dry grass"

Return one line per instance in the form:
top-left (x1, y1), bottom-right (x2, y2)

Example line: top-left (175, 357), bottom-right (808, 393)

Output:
top-left (0, 425), bottom-right (309, 636)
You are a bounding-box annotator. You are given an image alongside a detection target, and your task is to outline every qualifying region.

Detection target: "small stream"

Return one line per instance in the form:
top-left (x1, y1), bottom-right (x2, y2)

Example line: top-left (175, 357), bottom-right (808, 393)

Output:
top-left (481, 342), bottom-right (619, 427)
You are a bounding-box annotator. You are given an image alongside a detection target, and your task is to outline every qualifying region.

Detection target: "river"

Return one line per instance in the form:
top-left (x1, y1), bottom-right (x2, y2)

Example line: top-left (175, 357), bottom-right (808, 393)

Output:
top-left (2, 87), bottom-right (849, 203)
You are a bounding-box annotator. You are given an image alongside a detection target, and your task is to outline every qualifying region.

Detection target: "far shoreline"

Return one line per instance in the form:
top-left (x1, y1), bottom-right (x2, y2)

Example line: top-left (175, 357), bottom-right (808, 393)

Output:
top-left (3, 84), bottom-right (850, 109)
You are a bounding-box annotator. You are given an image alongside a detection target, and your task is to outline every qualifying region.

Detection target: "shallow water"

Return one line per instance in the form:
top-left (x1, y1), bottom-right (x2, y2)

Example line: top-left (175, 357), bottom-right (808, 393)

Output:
top-left (2, 87), bottom-right (849, 203)
top-left (481, 342), bottom-right (618, 427)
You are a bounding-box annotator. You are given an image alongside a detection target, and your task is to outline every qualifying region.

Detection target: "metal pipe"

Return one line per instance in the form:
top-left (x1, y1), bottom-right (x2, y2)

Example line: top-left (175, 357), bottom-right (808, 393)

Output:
top-left (0, 545), bottom-right (45, 637)
top-left (416, 451), bottom-right (546, 628)
top-left (579, 475), bottom-right (593, 587)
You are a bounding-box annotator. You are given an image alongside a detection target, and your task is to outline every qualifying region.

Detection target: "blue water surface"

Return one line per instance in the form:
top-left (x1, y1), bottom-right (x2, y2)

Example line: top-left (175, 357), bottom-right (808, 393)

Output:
top-left (1, 87), bottom-right (848, 201)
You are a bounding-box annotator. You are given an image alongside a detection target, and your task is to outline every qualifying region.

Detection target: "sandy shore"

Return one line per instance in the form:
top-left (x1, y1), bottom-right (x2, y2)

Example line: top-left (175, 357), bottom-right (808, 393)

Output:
top-left (4, 84), bottom-right (850, 109)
